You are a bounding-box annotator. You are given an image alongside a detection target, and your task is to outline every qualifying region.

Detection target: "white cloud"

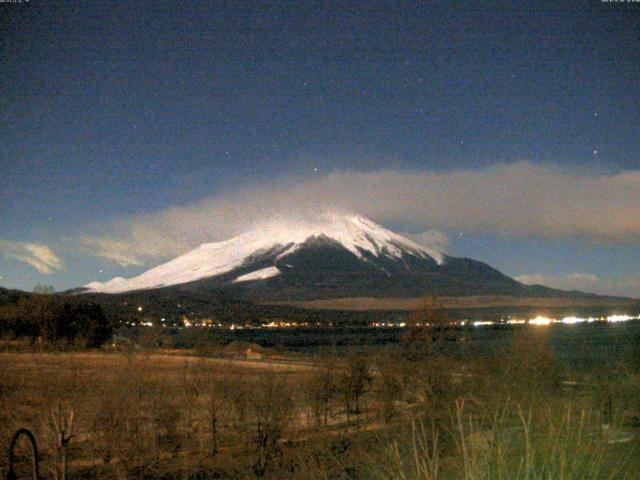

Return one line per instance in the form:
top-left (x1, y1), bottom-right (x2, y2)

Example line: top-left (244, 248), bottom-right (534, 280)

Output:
top-left (515, 273), bottom-right (599, 290)
top-left (78, 162), bottom-right (640, 266)
top-left (407, 230), bottom-right (451, 252)
top-left (79, 237), bottom-right (145, 267)
top-left (515, 272), bottom-right (640, 299)
top-left (0, 240), bottom-right (64, 274)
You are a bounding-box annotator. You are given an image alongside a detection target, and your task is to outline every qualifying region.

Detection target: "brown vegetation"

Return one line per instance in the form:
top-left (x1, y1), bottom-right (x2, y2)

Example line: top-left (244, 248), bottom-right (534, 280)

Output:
top-left (1, 320), bottom-right (639, 479)
top-left (271, 295), bottom-right (637, 311)
top-left (0, 295), bottom-right (113, 348)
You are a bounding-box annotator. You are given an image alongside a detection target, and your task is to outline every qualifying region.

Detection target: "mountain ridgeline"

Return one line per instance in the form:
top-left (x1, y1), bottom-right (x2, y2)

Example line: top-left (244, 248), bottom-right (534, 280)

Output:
top-left (82, 213), bottom-right (587, 302)
top-left (154, 237), bottom-right (534, 300)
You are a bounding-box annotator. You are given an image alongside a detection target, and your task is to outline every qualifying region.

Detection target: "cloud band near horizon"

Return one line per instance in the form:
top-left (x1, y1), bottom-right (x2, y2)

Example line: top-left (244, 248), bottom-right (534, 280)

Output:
top-left (77, 161), bottom-right (640, 266)
top-left (0, 240), bottom-right (65, 274)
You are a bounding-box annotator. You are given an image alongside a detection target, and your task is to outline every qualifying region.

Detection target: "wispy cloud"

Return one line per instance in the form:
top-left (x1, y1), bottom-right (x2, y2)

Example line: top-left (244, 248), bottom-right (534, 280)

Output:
top-left (79, 237), bottom-right (146, 267)
top-left (515, 273), bottom-right (599, 290)
top-left (515, 272), bottom-right (640, 299)
top-left (407, 230), bottom-right (451, 252)
top-left (78, 162), bottom-right (640, 266)
top-left (0, 240), bottom-right (64, 274)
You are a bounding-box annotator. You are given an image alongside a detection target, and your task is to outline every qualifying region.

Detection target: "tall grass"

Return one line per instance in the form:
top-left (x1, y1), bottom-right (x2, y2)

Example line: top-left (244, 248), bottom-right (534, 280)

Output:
top-left (377, 400), bottom-right (636, 480)
top-left (1, 322), bottom-right (638, 480)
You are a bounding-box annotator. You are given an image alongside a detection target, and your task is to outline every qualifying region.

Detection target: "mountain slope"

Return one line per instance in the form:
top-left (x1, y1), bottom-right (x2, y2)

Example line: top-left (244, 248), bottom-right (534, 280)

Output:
top-left (84, 213), bottom-right (443, 295)
top-left (81, 213), bottom-right (576, 301)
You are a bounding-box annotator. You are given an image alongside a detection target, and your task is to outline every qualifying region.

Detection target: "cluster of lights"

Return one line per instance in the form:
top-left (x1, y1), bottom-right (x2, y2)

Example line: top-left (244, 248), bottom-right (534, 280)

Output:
top-left (370, 321), bottom-right (407, 327)
top-left (367, 314), bottom-right (640, 328)
top-left (133, 312), bottom-right (639, 329)
top-left (263, 321), bottom-right (318, 328)
top-left (521, 314), bottom-right (639, 326)
top-left (181, 319), bottom-right (226, 328)
top-left (134, 319), bottom-right (333, 329)
top-left (472, 321), bottom-right (495, 326)
top-left (528, 316), bottom-right (554, 326)
top-left (477, 314), bottom-right (640, 327)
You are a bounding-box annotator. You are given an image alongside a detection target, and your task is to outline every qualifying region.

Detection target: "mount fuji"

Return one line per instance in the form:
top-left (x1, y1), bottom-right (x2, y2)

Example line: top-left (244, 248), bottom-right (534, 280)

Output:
top-left (82, 213), bottom-right (544, 301)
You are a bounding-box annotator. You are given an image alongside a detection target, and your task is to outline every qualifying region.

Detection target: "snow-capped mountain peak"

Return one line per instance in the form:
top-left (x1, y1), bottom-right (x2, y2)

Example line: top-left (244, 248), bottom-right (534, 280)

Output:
top-left (83, 212), bottom-right (444, 294)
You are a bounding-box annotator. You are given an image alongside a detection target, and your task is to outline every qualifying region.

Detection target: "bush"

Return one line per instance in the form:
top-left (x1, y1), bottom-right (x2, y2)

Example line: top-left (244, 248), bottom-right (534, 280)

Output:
top-left (0, 295), bottom-right (113, 347)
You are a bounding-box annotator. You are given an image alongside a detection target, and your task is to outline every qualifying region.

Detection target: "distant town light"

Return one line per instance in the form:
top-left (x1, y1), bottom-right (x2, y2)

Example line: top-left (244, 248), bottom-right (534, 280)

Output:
top-left (561, 316), bottom-right (585, 324)
top-left (473, 321), bottom-right (495, 327)
top-left (529, 316), bottom-right (553, 326)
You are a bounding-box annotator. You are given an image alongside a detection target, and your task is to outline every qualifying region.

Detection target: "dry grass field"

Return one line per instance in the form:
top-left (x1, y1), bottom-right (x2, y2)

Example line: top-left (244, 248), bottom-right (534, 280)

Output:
top-left (0, 350), bottom-right (312, 478)
top-left (1, 329), bottom-right (639, 479)
top-left (270, 295), bottom-right (638, 311)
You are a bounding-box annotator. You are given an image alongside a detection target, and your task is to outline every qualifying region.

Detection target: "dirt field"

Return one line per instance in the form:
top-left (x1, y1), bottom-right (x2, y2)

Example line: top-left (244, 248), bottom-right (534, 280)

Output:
top-left (1, 349), bottom-right (302, 368)
top-left (270, 294), bottom-right (638, 311)
top-left (2, 343), bottom-right (639, 479)
top-left (0, 350), bottom-right (328, 477)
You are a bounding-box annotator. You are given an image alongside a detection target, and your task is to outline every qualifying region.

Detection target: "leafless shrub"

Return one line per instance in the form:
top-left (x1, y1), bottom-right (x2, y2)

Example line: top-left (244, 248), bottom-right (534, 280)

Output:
top-left (89, 355), bottom-right (156, 478)
top-left (500, 327), bottom-right (560, 404)
top-left (372, 350), bottom-right (405, 422)
top-left (225, 372), bottom-right (295, 477)
top-left (152, 393), bottom-right (181, 456)
top-left (42, 401), bottom-right (74, 480)
top-left (303, 356), bottom-right (338, 427)
top-left (339, 351), bottom-right (372, 420)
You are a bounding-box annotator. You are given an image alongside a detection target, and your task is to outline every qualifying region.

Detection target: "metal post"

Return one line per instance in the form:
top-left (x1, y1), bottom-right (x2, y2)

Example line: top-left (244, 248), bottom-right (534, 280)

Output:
top-left (6, 428), bottom-right (40, 480)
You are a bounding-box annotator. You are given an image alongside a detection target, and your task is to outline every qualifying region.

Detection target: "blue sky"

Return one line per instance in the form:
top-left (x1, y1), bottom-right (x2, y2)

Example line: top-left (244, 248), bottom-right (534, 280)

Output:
top-left (1, 1), bottom-right (639, 296)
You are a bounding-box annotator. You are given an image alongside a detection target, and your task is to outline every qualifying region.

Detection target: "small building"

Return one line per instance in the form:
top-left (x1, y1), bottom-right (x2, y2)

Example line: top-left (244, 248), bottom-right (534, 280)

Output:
top-left (245, 348), bottom-right (262, 360)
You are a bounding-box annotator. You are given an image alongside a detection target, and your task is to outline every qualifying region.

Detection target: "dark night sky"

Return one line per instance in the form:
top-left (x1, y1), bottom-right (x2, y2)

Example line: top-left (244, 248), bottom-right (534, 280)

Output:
top-left (1, 0), bottom-right (639, 296)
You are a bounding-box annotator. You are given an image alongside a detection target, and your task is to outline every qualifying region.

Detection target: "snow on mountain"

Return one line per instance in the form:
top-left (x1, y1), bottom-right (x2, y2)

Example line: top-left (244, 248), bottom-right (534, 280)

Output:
top-left (84, 212), bottom-right (444, 294)
top-left (232, 266), bottom-right (281, 283)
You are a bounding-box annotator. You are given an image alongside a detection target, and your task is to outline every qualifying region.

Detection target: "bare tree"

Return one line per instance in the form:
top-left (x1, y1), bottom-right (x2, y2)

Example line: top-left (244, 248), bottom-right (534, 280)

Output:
top-left (373, 350), bottom-right (405, 422)
top-left (42, 402), bottom-right (74, 480)
top-left (401, 296), bottom-right (453, 361)
top-left (33, 284), bottom-right (55, 295)
top-left (225, 372), bottom-right (294, 477)
top-left (340, 351), bottom-right (372, 419)
top-left (202, 366), bottom-right (230, 455)
top-left (502, 327), bottom-right (559, 401)
top-left (304, 356), bottom-right (338, 427)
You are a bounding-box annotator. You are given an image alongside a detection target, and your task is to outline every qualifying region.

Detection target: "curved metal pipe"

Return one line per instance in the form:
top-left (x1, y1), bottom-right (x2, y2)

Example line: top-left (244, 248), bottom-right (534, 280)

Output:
top-left (6, 428), bottom-right (40, 480)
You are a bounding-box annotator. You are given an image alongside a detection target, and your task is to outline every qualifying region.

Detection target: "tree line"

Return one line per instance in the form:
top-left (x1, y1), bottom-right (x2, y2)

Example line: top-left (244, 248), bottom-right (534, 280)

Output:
top-left (0, 293), bottom-right (114, 348)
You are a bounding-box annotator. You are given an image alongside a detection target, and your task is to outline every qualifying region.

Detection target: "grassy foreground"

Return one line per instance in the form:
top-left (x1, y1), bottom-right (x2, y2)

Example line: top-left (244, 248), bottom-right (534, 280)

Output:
top-left (1, 326), bottom-right (639, 479)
